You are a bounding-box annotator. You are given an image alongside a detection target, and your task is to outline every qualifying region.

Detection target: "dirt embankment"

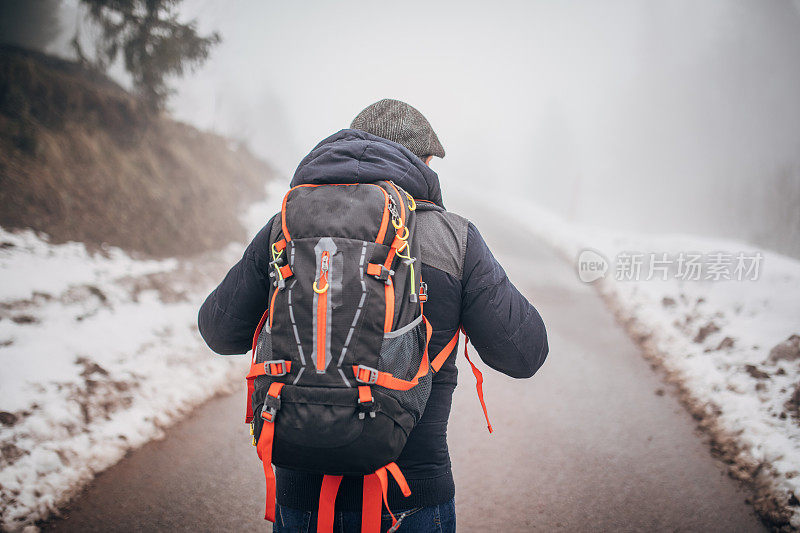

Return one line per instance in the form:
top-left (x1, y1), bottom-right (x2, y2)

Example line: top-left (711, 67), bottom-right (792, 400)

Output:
top-left (0, 44), bottom-right (275, 257)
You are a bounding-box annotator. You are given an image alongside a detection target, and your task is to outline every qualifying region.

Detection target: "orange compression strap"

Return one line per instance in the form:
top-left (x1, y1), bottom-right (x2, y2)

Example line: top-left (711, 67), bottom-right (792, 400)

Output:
top-left (384, 278), bottom-right (394, 333)
top-left (461, 328), bottom-right (493, 433)
top-left (383, 236), bottom-right (407, 268)
top-left (358, 385), bottom-right (373, 404)
top-left (245, 308), bottom-right (271, 423)
top-left (361, 463), bottom-right (411, 533)
top-left (430, 329), bottom-right (459, 372)
top-left (269, 287), bottom-right (278, 329)
top-left (317, 475), bottom-right (343, 533)
top-left (376, 463), bottom-right (411, 530)
top-left (256, 382), bottom-right (284, 522)
top-left (273, 238), bottom-right (287, 252)
top-left (361, 474), bottom-right (383, 533)
top-left (278, 264), bottom-right (293, 279)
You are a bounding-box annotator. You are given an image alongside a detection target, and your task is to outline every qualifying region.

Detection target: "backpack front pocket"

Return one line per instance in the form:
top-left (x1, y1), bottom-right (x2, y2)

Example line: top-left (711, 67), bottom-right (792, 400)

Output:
top-left (253, 385), bottom-right (414, 476)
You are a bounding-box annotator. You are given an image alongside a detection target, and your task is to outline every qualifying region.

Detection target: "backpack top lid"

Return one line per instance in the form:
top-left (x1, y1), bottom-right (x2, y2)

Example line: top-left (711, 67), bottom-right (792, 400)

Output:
top-left (291, 129), bottom-right (445, 209)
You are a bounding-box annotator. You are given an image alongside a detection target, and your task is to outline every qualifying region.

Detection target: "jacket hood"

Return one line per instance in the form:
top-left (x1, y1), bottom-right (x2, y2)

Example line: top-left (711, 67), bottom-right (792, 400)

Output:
top-left (290, 129), bottom-right (444, 208)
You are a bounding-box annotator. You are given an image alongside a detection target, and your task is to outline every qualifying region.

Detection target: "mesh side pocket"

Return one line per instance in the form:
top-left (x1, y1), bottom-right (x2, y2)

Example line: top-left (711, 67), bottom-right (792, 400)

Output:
top-left (254, 325), bottom-right (274, 392)
top-left (377, 319), bottom-right (432, 423)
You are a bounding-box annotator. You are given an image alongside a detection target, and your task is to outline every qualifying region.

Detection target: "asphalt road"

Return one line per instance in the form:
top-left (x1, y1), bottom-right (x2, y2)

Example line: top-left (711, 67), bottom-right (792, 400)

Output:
top-left (43, 196), bottom-right (766, 532)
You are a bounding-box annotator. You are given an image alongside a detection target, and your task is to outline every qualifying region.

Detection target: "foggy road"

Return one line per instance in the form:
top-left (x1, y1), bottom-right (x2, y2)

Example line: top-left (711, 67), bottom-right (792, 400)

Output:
top-left (42, 196), bottom-right (766, 532)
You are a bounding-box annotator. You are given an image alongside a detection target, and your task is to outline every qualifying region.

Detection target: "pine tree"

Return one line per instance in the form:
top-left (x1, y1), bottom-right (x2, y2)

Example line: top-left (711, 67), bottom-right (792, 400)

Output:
top-left (76, 0), bottom-right (220, 112)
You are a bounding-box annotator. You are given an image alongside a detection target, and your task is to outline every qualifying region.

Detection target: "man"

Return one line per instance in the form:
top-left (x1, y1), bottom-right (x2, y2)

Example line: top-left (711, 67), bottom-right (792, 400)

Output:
top-left (198, 99), bottom-right (549, 532)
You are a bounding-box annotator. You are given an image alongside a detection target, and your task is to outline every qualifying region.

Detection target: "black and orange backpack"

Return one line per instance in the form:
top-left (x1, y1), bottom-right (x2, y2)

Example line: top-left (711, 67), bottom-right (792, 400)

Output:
top-left (244, 180), bottom-right (488, 532)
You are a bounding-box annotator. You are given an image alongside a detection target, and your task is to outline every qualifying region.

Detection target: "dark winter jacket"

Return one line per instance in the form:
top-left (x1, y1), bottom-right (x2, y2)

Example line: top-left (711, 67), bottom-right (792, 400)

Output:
top-left (198, 129), bottom-right (548, 511)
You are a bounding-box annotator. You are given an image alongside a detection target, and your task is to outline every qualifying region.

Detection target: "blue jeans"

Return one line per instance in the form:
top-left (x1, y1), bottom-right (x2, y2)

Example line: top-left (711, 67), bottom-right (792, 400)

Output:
top-left (272, 498), bottom-right (456, 533)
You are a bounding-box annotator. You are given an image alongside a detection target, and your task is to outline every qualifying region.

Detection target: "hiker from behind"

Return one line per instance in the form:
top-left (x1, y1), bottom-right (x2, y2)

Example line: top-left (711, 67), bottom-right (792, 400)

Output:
top-left (198, 99), bottom-right (549, 532)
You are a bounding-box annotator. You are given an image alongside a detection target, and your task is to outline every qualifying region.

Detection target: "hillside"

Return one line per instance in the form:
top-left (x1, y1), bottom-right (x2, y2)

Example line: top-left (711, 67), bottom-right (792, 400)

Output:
top-left (0, 45), bottom-right (282, 530)
top-left (0, 44), bottom-right (275, 257)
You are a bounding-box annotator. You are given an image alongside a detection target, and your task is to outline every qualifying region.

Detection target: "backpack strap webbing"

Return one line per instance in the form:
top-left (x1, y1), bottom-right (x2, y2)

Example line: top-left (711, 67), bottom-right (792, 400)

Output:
top-left (256, 382), bottom-right (284, 522)
top-left (317, 475), bottom-right (343, 532)
top-left (244, 216), bottom-right (286, 423)
top-left (360, 473), bottom-right (383, 532)
top-left (460, 326), bottom-right (493, 433)
top-left (430, 329), bottom-right (459, 372)
top-left (430, 326), bottom-right (494, 433)
top-left (315, 463), bottom-right (411, 533)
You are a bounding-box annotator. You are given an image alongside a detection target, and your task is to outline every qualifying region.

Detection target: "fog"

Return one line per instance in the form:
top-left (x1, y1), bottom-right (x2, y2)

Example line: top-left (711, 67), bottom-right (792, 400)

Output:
top-left (19, 0), bottom-right (800, 257)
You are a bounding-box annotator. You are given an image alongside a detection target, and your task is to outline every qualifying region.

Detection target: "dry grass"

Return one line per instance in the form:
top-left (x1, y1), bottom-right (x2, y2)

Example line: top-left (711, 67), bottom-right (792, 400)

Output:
top-left (0, 45), bottom-right (274, 257)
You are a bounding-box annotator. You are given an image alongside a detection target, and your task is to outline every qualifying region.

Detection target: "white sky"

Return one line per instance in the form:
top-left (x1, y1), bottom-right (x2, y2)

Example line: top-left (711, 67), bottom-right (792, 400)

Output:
top-left (166, 0), bottom-right (800, 256)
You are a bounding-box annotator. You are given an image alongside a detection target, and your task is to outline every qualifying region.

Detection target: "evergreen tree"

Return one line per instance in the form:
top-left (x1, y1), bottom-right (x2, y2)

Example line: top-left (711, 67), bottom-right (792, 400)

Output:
top-left (76, 0), bottom-right (220, 112)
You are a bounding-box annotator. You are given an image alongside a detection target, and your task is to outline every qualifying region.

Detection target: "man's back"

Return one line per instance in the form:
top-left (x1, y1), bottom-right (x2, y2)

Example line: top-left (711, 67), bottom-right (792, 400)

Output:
top-left (199, 123), bottom-right (548, 530)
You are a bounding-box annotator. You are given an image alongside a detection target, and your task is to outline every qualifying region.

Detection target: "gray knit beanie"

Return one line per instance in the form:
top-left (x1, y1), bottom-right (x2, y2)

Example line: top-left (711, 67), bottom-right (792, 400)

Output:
top-left (350, 99), bottom-right (445, 160)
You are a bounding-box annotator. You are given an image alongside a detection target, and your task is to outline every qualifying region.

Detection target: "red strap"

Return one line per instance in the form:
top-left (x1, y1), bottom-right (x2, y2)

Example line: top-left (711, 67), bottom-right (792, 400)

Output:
top-left (361, 463), bottom-right (411, 533)
top-left (245, 383), bottom-right (254, 423)
top-left (279, 264), bottom-right (293, 279)
top-left (384, 277), bottom-right (394, 333)
top-left (280, 188), bottom-right (292, 242)
top-left (317, 475), bottom-right (343, 533)
top-left (256, 382), bottom-right (284, 522)
top-left (353, 365), bottom-right (419, 391)
top-left (245, 308), bottom-right (271, 423)
top-left (430, 329), bottom-right (459, 372)
top-left (361, 474), bottom-right (382, 533)
top-left (375, 468), bottom-right (391, 522)
top-left (390, 234), bottom-right (407, 253)
top-left (358, 385), bottom-right (373, 404)
top-left (366, 263), bottom-right (383, 277)
top-left (385, 462), bottom-right (411, 497)
top-left (269, 285), bottom-right (278, 329)
top-left (273, 238), bottom-right (287, 252)
top-left (375, 463), bottom-right (411, 530)
top-left (461, 329), bottom-right (493, 433)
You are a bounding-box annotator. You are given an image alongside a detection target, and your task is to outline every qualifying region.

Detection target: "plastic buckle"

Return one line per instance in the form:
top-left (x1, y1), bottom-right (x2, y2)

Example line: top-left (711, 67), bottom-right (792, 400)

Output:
top-left (264, 360), bottom-right (288, 376)
top-left (358, 400), bottom-right (377, 419)
top-left (419, 281), bottom-right (428, 303)
top-left (355, 364), bottom-right (379, 385)
top-left (373, 265), bottom-right (394, 284)
top-left (261, 394), bottom-right (282, 422)
top-left (357, 389), bottom-right (377, 420)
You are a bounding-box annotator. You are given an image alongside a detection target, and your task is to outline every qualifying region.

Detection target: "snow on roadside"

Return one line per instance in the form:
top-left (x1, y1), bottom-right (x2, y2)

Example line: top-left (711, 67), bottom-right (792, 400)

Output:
top-left (498, 194), bottom-right (800, 529)
top-left (0, 179), bottom-right (287, 531)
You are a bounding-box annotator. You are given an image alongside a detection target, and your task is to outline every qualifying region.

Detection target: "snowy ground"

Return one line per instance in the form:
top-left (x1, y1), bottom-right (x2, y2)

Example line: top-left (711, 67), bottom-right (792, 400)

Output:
top-left (498, 194), bottom-right (800, 529)
top-left (2, 180), bottom-right (797, 530)
top-left (0, 181), bottom-right (285, 531)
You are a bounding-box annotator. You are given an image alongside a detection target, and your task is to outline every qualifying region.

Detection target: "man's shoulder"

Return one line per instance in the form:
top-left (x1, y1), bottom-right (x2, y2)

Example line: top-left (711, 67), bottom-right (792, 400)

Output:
top-left (416, 207), bottom-right (470, 280)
